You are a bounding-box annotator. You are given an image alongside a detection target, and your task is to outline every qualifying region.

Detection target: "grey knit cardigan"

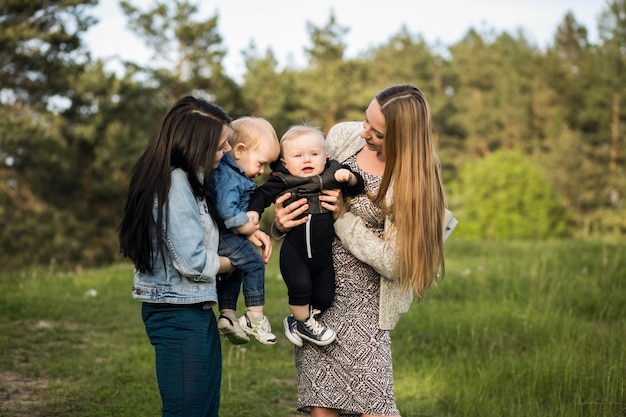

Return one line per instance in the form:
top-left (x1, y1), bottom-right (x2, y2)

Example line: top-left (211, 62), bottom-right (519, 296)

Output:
top-left (326, 121), bottom-right (410, 330)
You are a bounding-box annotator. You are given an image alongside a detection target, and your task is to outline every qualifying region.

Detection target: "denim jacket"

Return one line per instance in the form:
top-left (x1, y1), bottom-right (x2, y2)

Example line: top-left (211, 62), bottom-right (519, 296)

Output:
top-left (211, 153), bottom-right (256, 231)
top-left (132, 168), bottom-right (221, 305)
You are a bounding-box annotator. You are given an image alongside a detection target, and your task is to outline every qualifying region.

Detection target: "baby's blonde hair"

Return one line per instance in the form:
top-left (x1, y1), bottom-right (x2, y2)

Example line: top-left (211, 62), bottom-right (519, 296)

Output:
top-left (279, 124), bottom-right (325, 155)
top-left (229, 116), bottom-right (280, 158)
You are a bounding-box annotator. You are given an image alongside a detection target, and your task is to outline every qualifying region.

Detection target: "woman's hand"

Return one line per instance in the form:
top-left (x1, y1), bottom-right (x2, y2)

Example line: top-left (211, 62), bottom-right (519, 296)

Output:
top-left (320, 188), bottom-right (346, 220)
top-left (247, 230), bottom-right (272, 264)
top-left (273, 193), bottom-right (309, 233)
top-left (218, 256), bottom-right (234, 274)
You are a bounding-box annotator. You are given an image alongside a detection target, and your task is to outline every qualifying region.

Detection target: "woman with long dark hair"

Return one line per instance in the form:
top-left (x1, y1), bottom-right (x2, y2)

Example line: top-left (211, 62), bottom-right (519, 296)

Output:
top-left (119, 96), bottom-right (270, 417)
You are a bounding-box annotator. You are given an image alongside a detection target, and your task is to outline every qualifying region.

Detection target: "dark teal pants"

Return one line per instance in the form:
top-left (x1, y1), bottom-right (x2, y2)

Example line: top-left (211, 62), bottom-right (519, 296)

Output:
top-left (142, 303), bottom-right (221, 417)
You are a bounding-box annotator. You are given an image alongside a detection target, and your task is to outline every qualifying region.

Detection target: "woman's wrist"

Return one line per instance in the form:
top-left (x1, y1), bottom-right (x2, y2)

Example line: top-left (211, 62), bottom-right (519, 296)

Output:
top-left (270, 221), bottom-right (287, 240)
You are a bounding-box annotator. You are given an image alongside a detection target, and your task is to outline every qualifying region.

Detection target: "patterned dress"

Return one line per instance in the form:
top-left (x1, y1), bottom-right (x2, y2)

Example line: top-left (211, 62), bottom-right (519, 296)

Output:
top-left (295, 155), bottom-right (400, 416)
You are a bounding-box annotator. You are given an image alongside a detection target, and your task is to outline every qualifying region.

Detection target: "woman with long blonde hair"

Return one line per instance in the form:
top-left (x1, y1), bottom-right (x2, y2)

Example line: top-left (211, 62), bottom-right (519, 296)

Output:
top-left (273, 84), bottom-right (453, 417)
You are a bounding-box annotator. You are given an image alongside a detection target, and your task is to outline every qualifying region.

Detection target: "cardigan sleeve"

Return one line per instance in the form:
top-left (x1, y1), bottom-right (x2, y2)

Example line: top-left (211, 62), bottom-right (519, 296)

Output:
top-left (333, 211), bottom-right (399, 280)
top-left (326, 122), bottom-right (365, 163)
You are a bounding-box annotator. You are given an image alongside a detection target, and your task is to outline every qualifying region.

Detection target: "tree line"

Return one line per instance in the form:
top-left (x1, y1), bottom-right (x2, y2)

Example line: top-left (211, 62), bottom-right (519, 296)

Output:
top-left (1, 0), bottom-right (624, 271)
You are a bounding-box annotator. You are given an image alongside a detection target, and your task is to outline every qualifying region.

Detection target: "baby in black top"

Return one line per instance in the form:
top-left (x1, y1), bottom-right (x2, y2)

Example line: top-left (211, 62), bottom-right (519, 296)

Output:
top-left (247, 125), bottom-right (364, 347)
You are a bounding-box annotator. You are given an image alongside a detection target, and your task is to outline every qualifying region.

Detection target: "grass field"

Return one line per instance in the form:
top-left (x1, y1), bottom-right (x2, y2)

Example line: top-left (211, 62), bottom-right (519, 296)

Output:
top-left (0, 239), bottom-right (624, 417)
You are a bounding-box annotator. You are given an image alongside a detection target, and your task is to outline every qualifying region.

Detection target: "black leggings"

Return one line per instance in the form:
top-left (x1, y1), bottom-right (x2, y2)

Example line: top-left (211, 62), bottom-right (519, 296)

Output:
top-left (279, 233), bottom-right (335, 311)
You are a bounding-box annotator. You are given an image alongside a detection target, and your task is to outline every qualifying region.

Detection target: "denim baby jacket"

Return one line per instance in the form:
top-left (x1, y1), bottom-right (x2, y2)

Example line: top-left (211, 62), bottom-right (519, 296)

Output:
top-left (211, 153), bottom-right (257, 231)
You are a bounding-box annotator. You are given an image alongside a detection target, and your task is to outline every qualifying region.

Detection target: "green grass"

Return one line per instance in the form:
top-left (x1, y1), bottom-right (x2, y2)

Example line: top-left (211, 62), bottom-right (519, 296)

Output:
top-left (0, 239), bottom-right (624, 416)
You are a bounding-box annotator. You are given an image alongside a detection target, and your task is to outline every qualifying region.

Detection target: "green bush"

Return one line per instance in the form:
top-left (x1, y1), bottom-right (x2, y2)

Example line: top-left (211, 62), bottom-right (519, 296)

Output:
top-left (451, 150), bottom-right (570, 239)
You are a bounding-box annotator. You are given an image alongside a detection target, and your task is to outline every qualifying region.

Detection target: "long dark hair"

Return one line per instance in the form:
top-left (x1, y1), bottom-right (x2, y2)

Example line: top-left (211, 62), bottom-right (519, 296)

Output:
top-left (118, 96), bottom-right (231, 274)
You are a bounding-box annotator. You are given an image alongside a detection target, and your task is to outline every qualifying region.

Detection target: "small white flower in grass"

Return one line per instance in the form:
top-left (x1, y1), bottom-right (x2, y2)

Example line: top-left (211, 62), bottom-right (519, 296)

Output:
top-left (84, 289), bottom-right (98, 297)
top-left (461, 268), bottom-right (471, 277)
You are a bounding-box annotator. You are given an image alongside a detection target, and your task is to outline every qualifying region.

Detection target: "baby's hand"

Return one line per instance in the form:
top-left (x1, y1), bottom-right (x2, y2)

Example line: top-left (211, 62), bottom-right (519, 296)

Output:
top-left (236, 220), bottom-right (259, 236)
top-left (247, 211), bottom-right (260, 225)
top-left (334, 168), bottom-right (355, 185)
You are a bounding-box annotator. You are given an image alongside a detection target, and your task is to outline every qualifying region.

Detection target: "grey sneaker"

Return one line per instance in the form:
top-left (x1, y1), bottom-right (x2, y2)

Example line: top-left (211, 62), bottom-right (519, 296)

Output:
top-left (238, 311), bottom-right (277, 346)
top-left (294, 311), bottom-right (336, 346)
top-left (217, 314), bottom-right (250, 345)
top-left (283, 315), bottom-right (303, 347)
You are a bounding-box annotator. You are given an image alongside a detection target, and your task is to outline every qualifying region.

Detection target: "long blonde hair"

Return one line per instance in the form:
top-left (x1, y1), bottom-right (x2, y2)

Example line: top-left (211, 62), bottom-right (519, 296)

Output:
top-left (373, 85), bottom-right (446, 299)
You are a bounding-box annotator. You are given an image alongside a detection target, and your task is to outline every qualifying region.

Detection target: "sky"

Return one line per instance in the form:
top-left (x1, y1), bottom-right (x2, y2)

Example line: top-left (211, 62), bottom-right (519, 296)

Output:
top-left (84, 0), bottom-right (606, 81)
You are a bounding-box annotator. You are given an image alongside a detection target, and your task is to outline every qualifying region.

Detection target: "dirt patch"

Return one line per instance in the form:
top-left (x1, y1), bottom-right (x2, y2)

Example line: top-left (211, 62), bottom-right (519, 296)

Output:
top-left (0, 369), bottom-right (48, 416)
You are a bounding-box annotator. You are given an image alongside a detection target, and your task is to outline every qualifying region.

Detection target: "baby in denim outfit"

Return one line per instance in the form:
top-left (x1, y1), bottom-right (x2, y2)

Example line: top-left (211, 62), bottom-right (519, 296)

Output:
top-left (210, 116), bottom-right (280, 345)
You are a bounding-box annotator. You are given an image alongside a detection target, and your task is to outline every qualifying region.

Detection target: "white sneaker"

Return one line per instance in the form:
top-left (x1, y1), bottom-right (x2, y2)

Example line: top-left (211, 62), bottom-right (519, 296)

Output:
top-left (217, 314), bottom-right (250, 345)
top-left (238, 311), bottom-right (277, 346)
